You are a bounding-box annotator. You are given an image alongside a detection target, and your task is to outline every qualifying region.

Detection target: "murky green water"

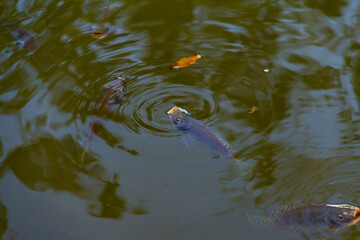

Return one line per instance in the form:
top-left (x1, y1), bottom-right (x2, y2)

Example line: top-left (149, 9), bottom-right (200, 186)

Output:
top-left (1, 0), bottom-right (360, 239)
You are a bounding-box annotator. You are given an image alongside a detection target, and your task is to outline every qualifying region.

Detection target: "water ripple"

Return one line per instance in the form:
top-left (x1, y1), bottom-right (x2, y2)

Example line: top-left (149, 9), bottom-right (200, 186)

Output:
top-left (120, 81), bottom-right (218, 137)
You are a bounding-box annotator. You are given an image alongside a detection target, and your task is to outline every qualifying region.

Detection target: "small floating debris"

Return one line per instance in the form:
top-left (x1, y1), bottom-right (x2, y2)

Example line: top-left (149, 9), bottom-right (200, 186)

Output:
top-left (248, 106), bottom-right (257, 114)
top-left (264, 69), bottom-right (269, 73)
top-left (169, 54), bottom-right (203, 69)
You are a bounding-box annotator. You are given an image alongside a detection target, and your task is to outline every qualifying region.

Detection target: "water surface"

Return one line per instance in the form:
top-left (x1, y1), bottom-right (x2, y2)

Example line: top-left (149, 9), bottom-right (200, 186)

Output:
top-left (1, 0), bottom-right (360, 239)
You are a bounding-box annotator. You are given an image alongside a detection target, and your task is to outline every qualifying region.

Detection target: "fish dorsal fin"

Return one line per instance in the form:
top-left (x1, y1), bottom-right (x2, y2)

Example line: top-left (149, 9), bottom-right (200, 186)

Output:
top-left (267, 202), bottom-right (306, 219)
top-left (248, 215), bottom-right (276, 229)
top-left (285, 226), bottom-right (303, 235)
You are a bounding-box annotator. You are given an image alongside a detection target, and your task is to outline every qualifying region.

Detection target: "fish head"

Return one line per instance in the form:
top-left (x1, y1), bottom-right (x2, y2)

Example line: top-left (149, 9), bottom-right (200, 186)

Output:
top-left (323, 204), bottom-right (360, 229)
top-left (16, 29), bottom-right (38, 51)
top-left (15, 40), bottom-right (25, 49)
top-left (103, 77), bottom-right (127, 104)
top-left (15, 38), bottom-right (38, 51)
top-left (167, 106), bottom-right (191, 131)
top-left (90, 24), bottom-right (109, 39)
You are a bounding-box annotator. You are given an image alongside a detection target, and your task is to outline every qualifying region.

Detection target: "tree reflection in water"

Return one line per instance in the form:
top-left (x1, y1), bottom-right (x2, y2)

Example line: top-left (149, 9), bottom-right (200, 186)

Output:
top-left (87, 173), bottom-right (148, 219)
top-left (0, 135), bottom-right (147, 220)
top-left (0, 201), bottom-right (7, 239)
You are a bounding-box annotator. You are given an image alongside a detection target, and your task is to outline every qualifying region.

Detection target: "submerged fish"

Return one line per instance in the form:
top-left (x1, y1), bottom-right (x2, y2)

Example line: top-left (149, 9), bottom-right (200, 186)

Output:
top-left (78, 77), bottom-right (126, 164)
top-left (169, 54), bottom-right (202, 69)
top-left (248, 202), bottom-right (360, 236)
top-left (12, 27), bottom-right (38, 51)
top-left (3, 19), bottom-right (38, 51)
top-left (89, 1), bottom-right (113, 39)
top-left (167, 106), bottom-right (253, 173)
top-left (90, 23), bottom-right (112, 39)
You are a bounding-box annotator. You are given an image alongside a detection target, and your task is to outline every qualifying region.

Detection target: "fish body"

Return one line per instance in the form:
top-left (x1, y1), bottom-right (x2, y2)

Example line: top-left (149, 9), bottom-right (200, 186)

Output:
top-left (167, 106), bottom-right (253, 173)
top-left (96, 77), bottom-right (127, 112)
top-left (3, 19), bottom-right (38, 51)
top-left (78, 77), bottom-right (126, 164)
top-left (89, 77), bottom-right (126, 137)
top-left (13, 28), bottom-right (38, 51)
top-left (89, 1), bottom-right (113, 39)
top-left (167, 106), bottom-right (232, 158)
top-left (169, 54), bottom-right (202, 69)
top-left (249, 202), bottom-right (360, 235)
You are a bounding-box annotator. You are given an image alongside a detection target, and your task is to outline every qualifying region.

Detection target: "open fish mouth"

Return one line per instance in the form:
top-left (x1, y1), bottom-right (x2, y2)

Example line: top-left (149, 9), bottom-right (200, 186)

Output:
top-left (350, 208), bottom-right (360, 226)
top-left (167, 106), bottom-right (190, 116)
top-left (167, 107), bottom-right (177, 115)
top-left (355, 208), bottom-right (360, 218)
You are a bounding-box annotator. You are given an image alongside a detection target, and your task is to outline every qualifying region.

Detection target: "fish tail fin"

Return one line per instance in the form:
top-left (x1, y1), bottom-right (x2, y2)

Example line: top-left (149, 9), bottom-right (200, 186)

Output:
top-left (73, 115), bottom-right (103, 167)
top-left (74, 137), bottom-right (89, 168)
top-left (79, 145), bottom-right (89, 166)
top-left (73, 133), bottom-right (91, 168)
top-left (230, 158), bottom-right (256, 175)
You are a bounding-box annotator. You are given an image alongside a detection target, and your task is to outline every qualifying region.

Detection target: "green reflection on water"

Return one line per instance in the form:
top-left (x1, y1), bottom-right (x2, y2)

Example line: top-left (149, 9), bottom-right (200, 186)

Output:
top-left (0, 0), bottom-right (360, 239)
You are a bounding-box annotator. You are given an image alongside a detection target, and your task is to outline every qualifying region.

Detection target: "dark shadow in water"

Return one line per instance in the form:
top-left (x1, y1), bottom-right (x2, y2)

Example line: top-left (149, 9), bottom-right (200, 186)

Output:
top-left (54, 83), bottom-right (139, 161)
top-left (124, 0), bottom-right (194, 62)
top-left (0, 201), bottom-right (7, 239)
top-left (0, 135), bottom-right (147, 219)
top-left (0, 139), bottom-right (3, 159)
top-left (87, 173), bottom-right (126, 219)
top-left (90, 121), bottom-right (138, 155)
top-left (0, 69), bottom-right (38, 115)
top-left (87, 173), bottom-right (148, 219)
top-left (304, 0), bottom-right (347, 17)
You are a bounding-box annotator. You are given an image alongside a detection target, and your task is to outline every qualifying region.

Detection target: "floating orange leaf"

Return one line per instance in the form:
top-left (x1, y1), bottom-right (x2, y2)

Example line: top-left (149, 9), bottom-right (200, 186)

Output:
top-left (248, 106), bottom-right (257, 114)
top-left (169, 54), bottom-right (203, 69)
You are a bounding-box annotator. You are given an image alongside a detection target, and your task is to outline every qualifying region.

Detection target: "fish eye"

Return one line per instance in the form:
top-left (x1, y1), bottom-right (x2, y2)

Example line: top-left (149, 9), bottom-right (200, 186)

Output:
top-left (337, 214), bottom-right (344, 220)
top-left (175, 117), bottom-right (183, 123)
top-left (16, 40), bottom-right (24, 48)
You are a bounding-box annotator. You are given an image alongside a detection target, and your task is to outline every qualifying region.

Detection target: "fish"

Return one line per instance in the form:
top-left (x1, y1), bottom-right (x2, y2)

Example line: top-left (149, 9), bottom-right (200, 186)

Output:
top-left (167, 106), bottom-right (253, 173)
top-left (12, 27), bottom-right (38, 51)
top-left (89, 1), bottom-right (113, 39)
top-left (77, 77), bottom-right (126, 164)
top-left (169, 54), bottom-right (203, 69)
top-left (248, 202), bottom-right (360, 236)
top-left (2, 19), bottom-right (38, 51)
top-left (90, 23), bottom-right (112, 39)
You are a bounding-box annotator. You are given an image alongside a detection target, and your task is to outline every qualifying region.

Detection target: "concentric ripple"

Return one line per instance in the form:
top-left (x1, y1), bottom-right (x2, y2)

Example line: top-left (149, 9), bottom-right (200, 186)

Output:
top-left (119, 81), bottom-right (219, 137)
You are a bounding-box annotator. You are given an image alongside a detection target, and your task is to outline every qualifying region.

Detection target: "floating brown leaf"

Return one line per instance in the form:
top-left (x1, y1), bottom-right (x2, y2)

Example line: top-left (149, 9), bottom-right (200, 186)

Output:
top-left (169, 54), bottom-right (203, 69)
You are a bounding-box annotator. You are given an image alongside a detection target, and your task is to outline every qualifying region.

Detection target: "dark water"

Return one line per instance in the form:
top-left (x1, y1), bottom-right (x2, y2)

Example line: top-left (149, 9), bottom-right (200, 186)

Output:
top-left (0, 0), bottom-right (360, 239)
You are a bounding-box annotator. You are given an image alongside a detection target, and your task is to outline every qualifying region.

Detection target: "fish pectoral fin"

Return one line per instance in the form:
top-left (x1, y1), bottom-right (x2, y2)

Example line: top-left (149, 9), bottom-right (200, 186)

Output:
top-left (181, 133), bottom-right (192, 151)
top-left (210, 150), bottom-right (221, 159)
